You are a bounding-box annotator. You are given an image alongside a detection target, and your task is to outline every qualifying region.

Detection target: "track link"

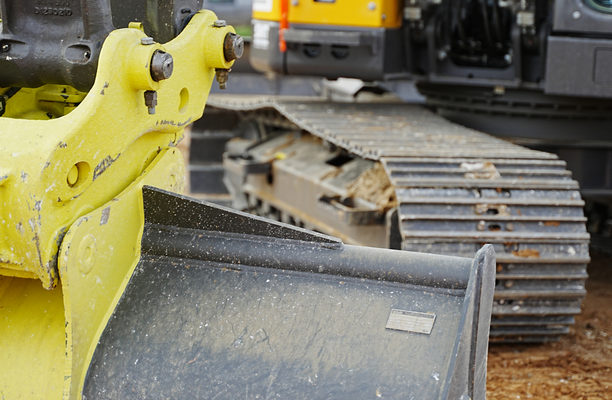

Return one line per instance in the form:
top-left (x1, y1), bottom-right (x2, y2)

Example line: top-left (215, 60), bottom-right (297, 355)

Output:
top-left (209, 95), bottom-right (590, 342)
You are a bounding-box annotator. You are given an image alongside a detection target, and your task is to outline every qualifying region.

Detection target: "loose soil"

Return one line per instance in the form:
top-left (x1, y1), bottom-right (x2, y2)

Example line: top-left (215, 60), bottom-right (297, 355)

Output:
top-left (345, 163), bottom-right (397, 213)
top-left (487, 252), bottom-right (612, 399)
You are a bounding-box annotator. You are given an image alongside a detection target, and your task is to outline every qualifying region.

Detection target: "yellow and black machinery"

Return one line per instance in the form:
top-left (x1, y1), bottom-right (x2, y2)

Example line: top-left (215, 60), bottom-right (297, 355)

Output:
top-left (0, 1), bottom-right (495, 398)
top-left (210, 0), bottom-right (607, 343)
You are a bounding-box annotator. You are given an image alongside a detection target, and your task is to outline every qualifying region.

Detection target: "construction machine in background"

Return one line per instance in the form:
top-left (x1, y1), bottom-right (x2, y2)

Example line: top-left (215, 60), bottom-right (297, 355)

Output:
top-left (206, 0), bottom-right (611, 343)
top-left (0, 1), bottom-right (495, 398)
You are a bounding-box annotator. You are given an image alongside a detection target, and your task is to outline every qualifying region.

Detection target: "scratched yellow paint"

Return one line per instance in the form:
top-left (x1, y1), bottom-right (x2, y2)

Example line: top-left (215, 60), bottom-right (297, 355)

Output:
top-left (0, 10), bottom-right (234, 399)
top-left (0, 10), bottom-right (234, 289)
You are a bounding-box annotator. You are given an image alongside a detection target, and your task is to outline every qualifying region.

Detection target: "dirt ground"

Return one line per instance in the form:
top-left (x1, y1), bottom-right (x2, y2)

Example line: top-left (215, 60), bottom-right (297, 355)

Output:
top-left (487, 251), bottom-right (612, 399)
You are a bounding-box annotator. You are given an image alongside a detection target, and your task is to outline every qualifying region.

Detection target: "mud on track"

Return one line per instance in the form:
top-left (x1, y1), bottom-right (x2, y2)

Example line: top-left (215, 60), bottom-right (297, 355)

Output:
top-left (487, 252), bottom-right (612, 399)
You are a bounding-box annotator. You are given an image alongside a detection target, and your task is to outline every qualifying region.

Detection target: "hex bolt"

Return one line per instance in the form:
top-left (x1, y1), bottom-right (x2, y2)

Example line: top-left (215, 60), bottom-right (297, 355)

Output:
top-left (1, 43), bottom-right (10, 52)
top-left (141, 37), bottom-right (155, 45)
top-left (213, 20), bottom-right (227, 28)
top-left (144, 90), bottom-right (158, 114)
top-left (215, 68), bottom-right (230, 90)
top-left (150, 50), bottom-right (174, 82)
top-left (223, 33), bottom-right (244, 62)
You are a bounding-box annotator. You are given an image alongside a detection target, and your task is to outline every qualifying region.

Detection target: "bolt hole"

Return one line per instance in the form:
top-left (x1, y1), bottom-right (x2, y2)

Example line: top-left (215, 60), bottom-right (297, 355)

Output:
top-left (489, 224), bottom-right (502, 231)
top-left (67, 161), bottom-right (90, 189)
top-left (179, 87), bottom-right (189, 114)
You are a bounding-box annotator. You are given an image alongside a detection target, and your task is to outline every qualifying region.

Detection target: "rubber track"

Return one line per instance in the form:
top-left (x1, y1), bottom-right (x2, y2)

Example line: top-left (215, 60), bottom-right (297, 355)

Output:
top-left (209, 95), bottom-right (590, 342)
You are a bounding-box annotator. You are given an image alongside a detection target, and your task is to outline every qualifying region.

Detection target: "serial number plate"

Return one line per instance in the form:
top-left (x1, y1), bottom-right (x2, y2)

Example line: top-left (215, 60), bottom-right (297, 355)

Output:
top-left (33, 0), bottom-right (73, 17)
top-left (385, 309), bottom-right (436, 335)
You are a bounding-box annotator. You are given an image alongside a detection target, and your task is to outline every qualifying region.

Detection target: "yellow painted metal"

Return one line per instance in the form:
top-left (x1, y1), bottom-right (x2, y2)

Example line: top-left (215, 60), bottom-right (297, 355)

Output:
top-left (128, 21), bottom-right (146, 32)
top-left (0, 147), bottom-right (183, 399)
top-left (0, 10), bottom-right (234, 289)
top-left (253, 0), bottom-right (402, 28)
top-left (60, 147), bottom-right (184, 398)
top-left (0, 9), bottom-right (234, 399)
top-left (0, 276), bottom-right (65, 399)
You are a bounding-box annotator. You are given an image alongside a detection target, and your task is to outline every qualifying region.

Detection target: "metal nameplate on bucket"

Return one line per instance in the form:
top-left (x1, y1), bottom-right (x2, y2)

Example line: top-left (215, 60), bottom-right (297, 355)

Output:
top-left (386, 309), bottom-right (436, 334)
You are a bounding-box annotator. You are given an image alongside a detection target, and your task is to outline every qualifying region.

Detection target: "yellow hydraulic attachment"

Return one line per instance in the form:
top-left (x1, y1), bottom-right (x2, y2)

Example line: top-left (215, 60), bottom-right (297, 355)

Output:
top-left (0, 11), bottom-right (236, 399)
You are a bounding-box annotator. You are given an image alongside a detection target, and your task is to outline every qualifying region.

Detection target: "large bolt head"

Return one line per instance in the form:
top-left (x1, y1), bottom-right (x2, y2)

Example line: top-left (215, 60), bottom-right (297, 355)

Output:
top-left (224, 33), bottom-right (244, 62)
top-left (150, 50), bottom-right (174, 82)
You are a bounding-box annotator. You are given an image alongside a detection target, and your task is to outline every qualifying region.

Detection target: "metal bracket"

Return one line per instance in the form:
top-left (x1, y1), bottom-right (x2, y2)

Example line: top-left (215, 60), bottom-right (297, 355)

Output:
top-left (317, 194), bottom-right (384, 226)
top-left (223, 153), bottom-right (272, 176)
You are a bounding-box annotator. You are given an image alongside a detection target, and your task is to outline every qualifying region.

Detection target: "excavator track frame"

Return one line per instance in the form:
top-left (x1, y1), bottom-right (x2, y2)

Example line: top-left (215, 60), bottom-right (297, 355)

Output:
top-left (210, 95), bottom-right (590, 343)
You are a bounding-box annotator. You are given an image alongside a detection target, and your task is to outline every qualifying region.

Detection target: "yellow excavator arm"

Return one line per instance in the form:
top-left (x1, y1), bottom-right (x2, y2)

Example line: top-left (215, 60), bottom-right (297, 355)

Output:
top-left (0, 10), bottom-right (237, 398)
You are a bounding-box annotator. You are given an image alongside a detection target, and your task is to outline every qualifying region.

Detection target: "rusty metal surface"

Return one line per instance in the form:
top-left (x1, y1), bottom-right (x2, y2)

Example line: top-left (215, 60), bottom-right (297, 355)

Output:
top-left (207, 95), bottom-right (558, 160)
top-left (210, 95), bottom-right (590, 343)
top-left (391, 155), bottom-right (589, 342)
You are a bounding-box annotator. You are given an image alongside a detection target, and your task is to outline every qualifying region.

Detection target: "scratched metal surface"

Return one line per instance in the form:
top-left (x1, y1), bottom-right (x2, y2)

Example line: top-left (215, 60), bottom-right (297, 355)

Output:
top-left (84, 256), bottom-right (465, 399)
top-left (82, 188), bottom-right (485, 399)
top-left (208, 95), bottom-right (589, 342)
